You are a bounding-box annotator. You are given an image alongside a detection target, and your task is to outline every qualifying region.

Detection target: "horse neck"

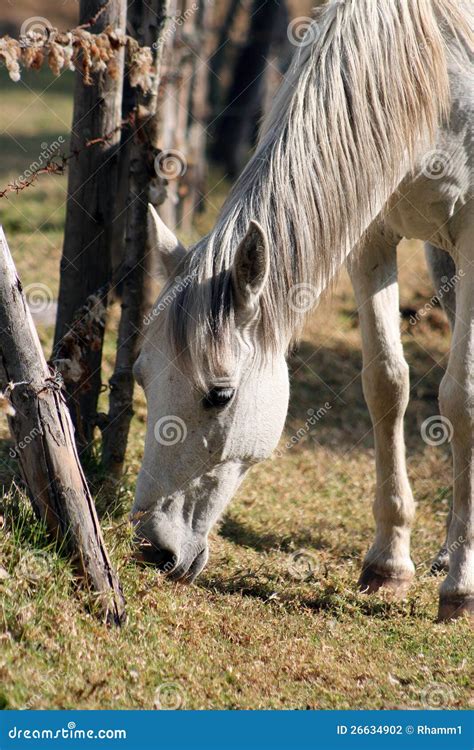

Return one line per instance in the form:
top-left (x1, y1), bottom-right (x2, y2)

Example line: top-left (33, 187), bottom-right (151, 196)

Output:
top-left (207, 0), bottom-right (458, 347)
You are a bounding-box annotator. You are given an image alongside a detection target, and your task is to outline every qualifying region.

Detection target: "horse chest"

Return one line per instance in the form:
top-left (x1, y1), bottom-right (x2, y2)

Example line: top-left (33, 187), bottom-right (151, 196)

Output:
top-left (384, 121), bottom-right (472, 252)
top-left (385, 174), bottom-right (468, 253)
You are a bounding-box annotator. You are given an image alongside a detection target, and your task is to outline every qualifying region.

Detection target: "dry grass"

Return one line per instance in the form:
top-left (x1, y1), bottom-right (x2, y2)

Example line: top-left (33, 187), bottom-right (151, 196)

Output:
top-left (0, 66), bottom-right (471, 712)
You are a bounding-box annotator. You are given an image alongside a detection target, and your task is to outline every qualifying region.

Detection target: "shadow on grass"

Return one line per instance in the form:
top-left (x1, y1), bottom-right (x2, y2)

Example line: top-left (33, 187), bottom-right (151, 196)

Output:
top-left (219, 516), bottom-right (332, 554)
top-left (0, 480), bottom-right (52, 554)
top-left (284, 334), bottom-right (449, 455)
top-left (199, 572), bottom-right (416, 621)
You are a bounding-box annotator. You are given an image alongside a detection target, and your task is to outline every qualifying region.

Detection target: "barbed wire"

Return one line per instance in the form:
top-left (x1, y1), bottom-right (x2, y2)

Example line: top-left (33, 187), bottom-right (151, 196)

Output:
top-left (0, 114), bottom-right (137, 198)
top-left (77, 0), bottom-right (114, 31)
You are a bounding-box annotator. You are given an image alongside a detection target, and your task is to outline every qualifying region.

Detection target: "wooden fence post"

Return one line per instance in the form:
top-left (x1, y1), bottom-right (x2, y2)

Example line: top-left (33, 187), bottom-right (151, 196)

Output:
top-left (53, 0), bottom-right (127, 452)
top-left (100, 0), bottom-right (170, 477)
top-left (157, 0), bottom-right (215, 231)
top-left (0, 227), bottom-right (126, 626)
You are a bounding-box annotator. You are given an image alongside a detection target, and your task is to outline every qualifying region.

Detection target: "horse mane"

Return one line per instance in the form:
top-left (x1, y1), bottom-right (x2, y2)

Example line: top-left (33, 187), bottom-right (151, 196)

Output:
top-left (163, 0), bottom-right (472, 389)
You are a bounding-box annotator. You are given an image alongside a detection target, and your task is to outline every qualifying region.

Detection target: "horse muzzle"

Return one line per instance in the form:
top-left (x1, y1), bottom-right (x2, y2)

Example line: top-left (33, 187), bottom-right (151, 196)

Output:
top-left (133, 518), bottom-right (209, 583)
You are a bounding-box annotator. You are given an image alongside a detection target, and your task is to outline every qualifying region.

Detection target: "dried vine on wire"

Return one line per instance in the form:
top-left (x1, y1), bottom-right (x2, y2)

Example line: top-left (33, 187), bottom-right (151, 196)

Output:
top-left (0, 18), bottom-right (154, 91)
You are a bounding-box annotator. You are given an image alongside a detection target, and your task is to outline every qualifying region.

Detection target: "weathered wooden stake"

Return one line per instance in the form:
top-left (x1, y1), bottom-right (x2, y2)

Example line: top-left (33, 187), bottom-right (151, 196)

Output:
top-left (0, 227), bottom-right (126, 626)
top-left (53, 0), bottom-right (127, 452)
top-left (101, 0), bottom-right (170, 477)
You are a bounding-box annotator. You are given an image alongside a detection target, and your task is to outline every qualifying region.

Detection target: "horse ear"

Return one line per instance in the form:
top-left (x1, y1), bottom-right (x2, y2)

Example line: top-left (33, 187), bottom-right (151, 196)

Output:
top-left (232, 220), bottom-right (270, 315)
top-left (147, 204), bottom-right (187, 279)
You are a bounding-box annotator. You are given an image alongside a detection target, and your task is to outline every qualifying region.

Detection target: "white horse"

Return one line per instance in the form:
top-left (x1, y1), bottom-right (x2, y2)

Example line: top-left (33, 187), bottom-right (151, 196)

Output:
top-left (132, 0), bottom-right (473, 621)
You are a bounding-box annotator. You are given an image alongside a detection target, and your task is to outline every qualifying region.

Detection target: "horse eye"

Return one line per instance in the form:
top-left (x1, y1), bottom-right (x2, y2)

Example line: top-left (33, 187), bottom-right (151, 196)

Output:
top-left (203, 387), bottom-right (235, 409)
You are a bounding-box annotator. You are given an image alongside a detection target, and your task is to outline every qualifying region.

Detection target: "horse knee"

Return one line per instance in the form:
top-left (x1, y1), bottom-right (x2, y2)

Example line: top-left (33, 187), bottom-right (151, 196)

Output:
top-left (362, 357), bottom-right (409, 425)
top-left (439, 374), bottom-right (473, 444)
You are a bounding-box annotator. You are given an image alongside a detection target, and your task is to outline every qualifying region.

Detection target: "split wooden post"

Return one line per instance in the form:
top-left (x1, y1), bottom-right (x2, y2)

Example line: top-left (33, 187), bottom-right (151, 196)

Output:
top-left (53, 0), bottom-right (127, 451)
top-left (100, 0), bottom-right (170, 477)
top-left (0, 227), bottom-right (126, 626)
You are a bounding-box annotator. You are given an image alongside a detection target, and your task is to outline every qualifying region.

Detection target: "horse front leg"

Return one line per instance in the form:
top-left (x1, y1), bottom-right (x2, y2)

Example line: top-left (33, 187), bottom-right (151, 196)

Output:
top-left (437, 237), bottom-right (474, 622)
top-left (349, 226), bottom-right (415, 596)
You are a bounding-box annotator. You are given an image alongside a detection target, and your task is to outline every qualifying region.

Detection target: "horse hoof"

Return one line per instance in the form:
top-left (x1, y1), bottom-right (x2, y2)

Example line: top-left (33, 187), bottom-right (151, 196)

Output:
top-left (358, 567), bottom-right (413, 598)
top-left (437, 596), bottom-right (474, 623)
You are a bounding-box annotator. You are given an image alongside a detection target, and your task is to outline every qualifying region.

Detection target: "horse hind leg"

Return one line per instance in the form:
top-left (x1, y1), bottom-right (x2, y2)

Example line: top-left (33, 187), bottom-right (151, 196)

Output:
top-left (437, 232), bottom-right (474, 622)
top-left (424, 243), bottom-right (457, 574)
top-left (349, 226), bottom-right (415, 597)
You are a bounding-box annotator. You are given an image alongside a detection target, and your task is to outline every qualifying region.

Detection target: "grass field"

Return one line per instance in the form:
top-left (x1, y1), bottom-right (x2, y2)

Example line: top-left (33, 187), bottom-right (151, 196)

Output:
top-left (0, 65), bottom-right (471, 711)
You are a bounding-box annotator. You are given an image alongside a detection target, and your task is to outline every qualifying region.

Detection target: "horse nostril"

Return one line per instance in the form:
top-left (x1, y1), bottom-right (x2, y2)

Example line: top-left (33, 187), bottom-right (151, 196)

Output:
top-left (156, 548), bottom-right (177, 574)
top-left (138, 542), bottom-right (177, 572)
